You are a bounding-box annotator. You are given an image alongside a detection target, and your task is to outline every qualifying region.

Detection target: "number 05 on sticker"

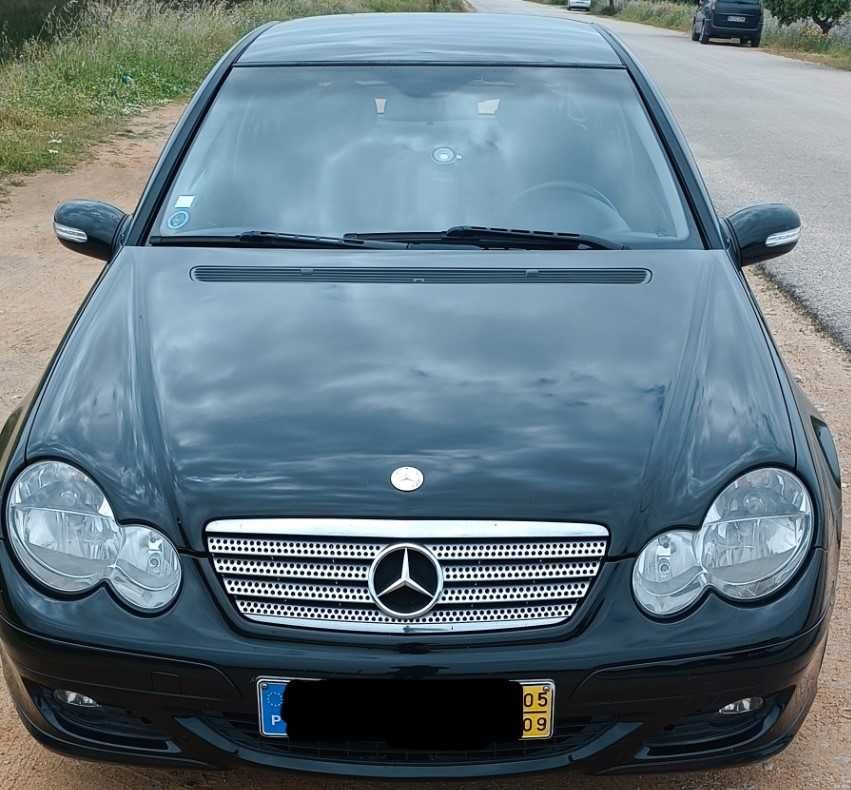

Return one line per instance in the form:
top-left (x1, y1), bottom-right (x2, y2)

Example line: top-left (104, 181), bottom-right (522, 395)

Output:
top-left (519, 680), bottom-right (555, 739)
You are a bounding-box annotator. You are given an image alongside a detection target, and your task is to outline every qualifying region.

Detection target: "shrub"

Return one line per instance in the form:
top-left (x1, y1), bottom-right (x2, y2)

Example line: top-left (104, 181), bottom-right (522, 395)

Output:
top-left (0, 0), bottom-right (464, 180)
top-left (596, 0), bottom-right (692, 29)
top-left (589, 0), bottom-right (851, 65)
top-left (764, 0), bottom-right (850, 34)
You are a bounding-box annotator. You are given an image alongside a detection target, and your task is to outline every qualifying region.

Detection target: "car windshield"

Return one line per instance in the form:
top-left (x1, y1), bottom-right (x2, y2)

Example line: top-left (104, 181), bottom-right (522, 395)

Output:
top-left (154, 65), bottom-right (700, 249)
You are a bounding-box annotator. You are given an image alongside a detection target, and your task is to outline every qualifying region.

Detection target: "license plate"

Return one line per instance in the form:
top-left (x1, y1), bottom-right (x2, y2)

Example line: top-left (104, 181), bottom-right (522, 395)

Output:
top-left (728, 15), bottom-right (747, 21)
top-left (519, 680), bottom-right (555, 739)
top-left (256, 677), bottom-right (555, 741)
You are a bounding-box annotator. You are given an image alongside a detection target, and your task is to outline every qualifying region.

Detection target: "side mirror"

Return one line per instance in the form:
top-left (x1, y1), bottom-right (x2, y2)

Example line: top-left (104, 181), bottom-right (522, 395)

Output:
top-left (53, 200), bottom-right (128, 262)
top-left (727, 203), bottom-right (800, 266)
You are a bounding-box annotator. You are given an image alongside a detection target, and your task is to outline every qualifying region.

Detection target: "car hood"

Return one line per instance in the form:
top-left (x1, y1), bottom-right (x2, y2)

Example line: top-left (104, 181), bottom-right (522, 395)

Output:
top-left (27, 248), bottom-right (794, 555)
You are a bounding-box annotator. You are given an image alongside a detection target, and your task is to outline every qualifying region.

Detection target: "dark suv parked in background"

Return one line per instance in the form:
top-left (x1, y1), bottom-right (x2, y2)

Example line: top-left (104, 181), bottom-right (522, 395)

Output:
top-left (693, 0), bottom-right (764, 46)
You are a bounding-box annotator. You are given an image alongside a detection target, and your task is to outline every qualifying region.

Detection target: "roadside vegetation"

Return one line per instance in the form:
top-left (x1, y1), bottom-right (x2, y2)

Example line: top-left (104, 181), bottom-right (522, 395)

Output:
top-left (587, 0), bottom-right (851, 70)
top-left (0, 0), bottom-right (463, 183)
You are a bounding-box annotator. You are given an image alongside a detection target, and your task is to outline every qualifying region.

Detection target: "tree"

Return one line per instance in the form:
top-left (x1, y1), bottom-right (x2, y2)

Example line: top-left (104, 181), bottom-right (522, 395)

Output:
top-left (764, 0), bottom-right (851, 34)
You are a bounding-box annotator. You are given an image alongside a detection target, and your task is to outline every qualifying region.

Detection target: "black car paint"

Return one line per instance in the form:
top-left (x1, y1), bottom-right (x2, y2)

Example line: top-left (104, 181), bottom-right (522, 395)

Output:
top-left (18, 248), bottom-right (798, 558)
top-left (237, 12), bottom-right (623, 66)
top-left (693, 0), bottom-right (764, 45)
top-left (727, 204), bottom-right (801, 265)
top-left (0, 13), bottom-right (841, 778)
top-left (53, 200), bottom-right (129, 261)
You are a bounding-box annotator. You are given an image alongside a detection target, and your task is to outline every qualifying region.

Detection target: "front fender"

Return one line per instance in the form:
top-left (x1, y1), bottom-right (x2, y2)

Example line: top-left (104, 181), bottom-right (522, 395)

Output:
top-left (0, 388), bottom-right (37, 497)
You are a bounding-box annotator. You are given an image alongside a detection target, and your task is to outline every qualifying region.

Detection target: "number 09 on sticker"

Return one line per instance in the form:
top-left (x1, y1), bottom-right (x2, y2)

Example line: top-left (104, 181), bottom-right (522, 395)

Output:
top-left (520, 681), bottom-right (555, 740)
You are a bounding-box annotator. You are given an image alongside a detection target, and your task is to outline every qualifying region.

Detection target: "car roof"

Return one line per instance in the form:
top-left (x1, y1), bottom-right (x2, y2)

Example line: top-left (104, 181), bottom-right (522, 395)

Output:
top-left (238, 13), bottom-right (623, 67)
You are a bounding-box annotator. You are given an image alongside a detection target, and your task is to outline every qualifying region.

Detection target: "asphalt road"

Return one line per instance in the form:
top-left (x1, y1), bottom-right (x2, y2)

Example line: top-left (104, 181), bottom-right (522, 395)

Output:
top-left (470, 0), bottom-right (851, 348)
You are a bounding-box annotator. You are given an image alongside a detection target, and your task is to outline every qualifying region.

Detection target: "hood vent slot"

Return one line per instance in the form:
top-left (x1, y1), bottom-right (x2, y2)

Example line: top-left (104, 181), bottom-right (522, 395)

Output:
top-left (191, 266), bottom-right (651, 285)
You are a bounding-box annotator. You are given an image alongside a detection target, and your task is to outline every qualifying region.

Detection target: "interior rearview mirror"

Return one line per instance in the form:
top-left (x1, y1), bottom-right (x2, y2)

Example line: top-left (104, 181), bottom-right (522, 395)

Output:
top-left (53, 200), bottom-right (128, 262)
top-left (726, 203), bottom-right (801, 266)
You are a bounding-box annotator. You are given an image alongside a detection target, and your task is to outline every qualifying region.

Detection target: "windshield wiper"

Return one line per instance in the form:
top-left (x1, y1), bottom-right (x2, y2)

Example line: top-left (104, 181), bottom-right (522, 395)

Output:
top-left (344, 226), bottom-right (627, 251)
top-left (445, 226), bottom-right (626, 250)
top-left (151, 227), bottom-right (626, 251)
top-left (150, 230), bottom-right (407, 250)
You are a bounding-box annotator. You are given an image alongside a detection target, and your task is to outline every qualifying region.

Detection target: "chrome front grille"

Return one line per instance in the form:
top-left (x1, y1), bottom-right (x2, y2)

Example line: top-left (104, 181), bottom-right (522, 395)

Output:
top-left (207, 520), bottom-right (608, 634)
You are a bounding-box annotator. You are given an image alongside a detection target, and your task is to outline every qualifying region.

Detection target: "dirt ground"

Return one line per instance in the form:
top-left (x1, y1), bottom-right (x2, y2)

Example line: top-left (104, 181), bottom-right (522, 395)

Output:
top-left (1, 106), bottom-right (850, 790)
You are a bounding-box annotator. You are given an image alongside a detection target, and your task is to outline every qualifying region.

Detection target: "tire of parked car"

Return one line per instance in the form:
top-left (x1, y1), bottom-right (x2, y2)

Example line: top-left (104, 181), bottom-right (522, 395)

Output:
top-left (751, 34), bottom-right (761, 46)
top-left (699, 22), bottom-right (711, 43)
top-left (691, 19), bottom-right (700, 40)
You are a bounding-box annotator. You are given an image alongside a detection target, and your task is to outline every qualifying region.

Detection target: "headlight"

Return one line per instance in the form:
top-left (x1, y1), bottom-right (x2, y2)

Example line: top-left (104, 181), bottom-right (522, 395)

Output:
top-left (633, 468), bottom-right (813, 617)
top-left (5, 461), bottom-right (181, 611)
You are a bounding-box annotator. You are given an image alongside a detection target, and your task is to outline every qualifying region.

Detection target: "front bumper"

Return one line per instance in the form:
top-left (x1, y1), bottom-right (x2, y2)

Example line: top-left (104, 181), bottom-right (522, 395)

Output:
top-left (0, 538), bottom-right (834, 778)
top-left (0, 612), bottom-right (827, 777)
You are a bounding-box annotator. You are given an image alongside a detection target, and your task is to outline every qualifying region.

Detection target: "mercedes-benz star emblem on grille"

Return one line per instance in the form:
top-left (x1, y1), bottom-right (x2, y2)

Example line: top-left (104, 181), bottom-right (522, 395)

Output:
top-left (390, 466), bottom-right (424, 492)
top-left (368, 543), bottom-right (443, 619)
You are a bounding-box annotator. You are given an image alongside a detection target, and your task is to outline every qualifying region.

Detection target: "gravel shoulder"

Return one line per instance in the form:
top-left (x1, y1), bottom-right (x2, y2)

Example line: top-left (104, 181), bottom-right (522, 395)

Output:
top-left (1, 106), bottom-right (850, 790)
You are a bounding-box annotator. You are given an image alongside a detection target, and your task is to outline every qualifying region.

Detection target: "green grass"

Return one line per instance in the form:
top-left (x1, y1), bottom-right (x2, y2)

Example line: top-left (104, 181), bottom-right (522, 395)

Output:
top-left (588, 0), bottom-right (851, 70)
top-left (593, 0), bottom-right (691, 29)
top-left (759, 23), bottom-right (851, 69)
top-left (0, 0), bottom-right (464, 182)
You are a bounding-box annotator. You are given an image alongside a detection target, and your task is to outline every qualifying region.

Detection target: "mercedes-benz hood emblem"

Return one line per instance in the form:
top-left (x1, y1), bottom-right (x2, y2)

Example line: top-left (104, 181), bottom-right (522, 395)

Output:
top-left (390, 466), bottom-right (424, 492)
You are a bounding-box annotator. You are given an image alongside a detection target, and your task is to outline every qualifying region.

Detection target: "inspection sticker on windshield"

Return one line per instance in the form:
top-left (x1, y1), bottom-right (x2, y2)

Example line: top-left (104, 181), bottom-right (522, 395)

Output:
top-left (175, 195), bottom-right (195, 208)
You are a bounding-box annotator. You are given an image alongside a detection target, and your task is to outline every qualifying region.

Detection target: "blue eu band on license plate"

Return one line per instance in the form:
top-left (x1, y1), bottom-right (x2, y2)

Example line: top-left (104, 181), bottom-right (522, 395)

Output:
top-left (258, 678), bottom-right (289, 737)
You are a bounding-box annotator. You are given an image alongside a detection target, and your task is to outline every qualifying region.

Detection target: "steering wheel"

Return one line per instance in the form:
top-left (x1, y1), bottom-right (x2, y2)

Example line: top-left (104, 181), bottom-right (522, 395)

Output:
top-left (510, 180), bottom-right (620, 214)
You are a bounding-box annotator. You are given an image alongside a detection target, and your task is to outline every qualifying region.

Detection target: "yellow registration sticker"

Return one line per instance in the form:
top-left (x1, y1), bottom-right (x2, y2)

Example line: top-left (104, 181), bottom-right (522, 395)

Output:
top-left (519, 680), bottom-right (555, 740)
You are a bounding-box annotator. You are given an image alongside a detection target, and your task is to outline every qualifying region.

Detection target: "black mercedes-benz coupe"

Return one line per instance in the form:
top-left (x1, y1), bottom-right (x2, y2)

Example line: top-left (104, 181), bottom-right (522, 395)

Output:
top-left (0, 12), bottom-right (841, 778)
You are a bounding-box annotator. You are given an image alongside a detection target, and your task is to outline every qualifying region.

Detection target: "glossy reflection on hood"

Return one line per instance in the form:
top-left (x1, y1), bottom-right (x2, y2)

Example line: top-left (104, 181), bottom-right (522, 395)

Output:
top-left (27, 248), bottom-right (794, 554)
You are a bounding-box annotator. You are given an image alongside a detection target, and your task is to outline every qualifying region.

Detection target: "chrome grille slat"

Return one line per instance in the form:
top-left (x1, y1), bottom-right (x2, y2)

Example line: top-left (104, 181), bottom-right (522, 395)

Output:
top-left (207, 536), bottom-right (606, 561)
top-left (223, 577), bottom-right (590, 605)
top-left (440, 581), bottom-right (590, 603)
top-left (223, 578), bottom-right (373, 602)
top-left (429, 541), bottom-right (606, 560)
top-left (208, 537), bottom-right (384, 559)
top-left (213, 556), bottom-right (599, 582)
top-left (444, 561), bottom-right (600, 581)
top-left (207, 520), bottom-right (608, 634)
top-left (213, 557), bottom-right (370, 581)
top-left (236, 599), bottom-right (578, 625)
